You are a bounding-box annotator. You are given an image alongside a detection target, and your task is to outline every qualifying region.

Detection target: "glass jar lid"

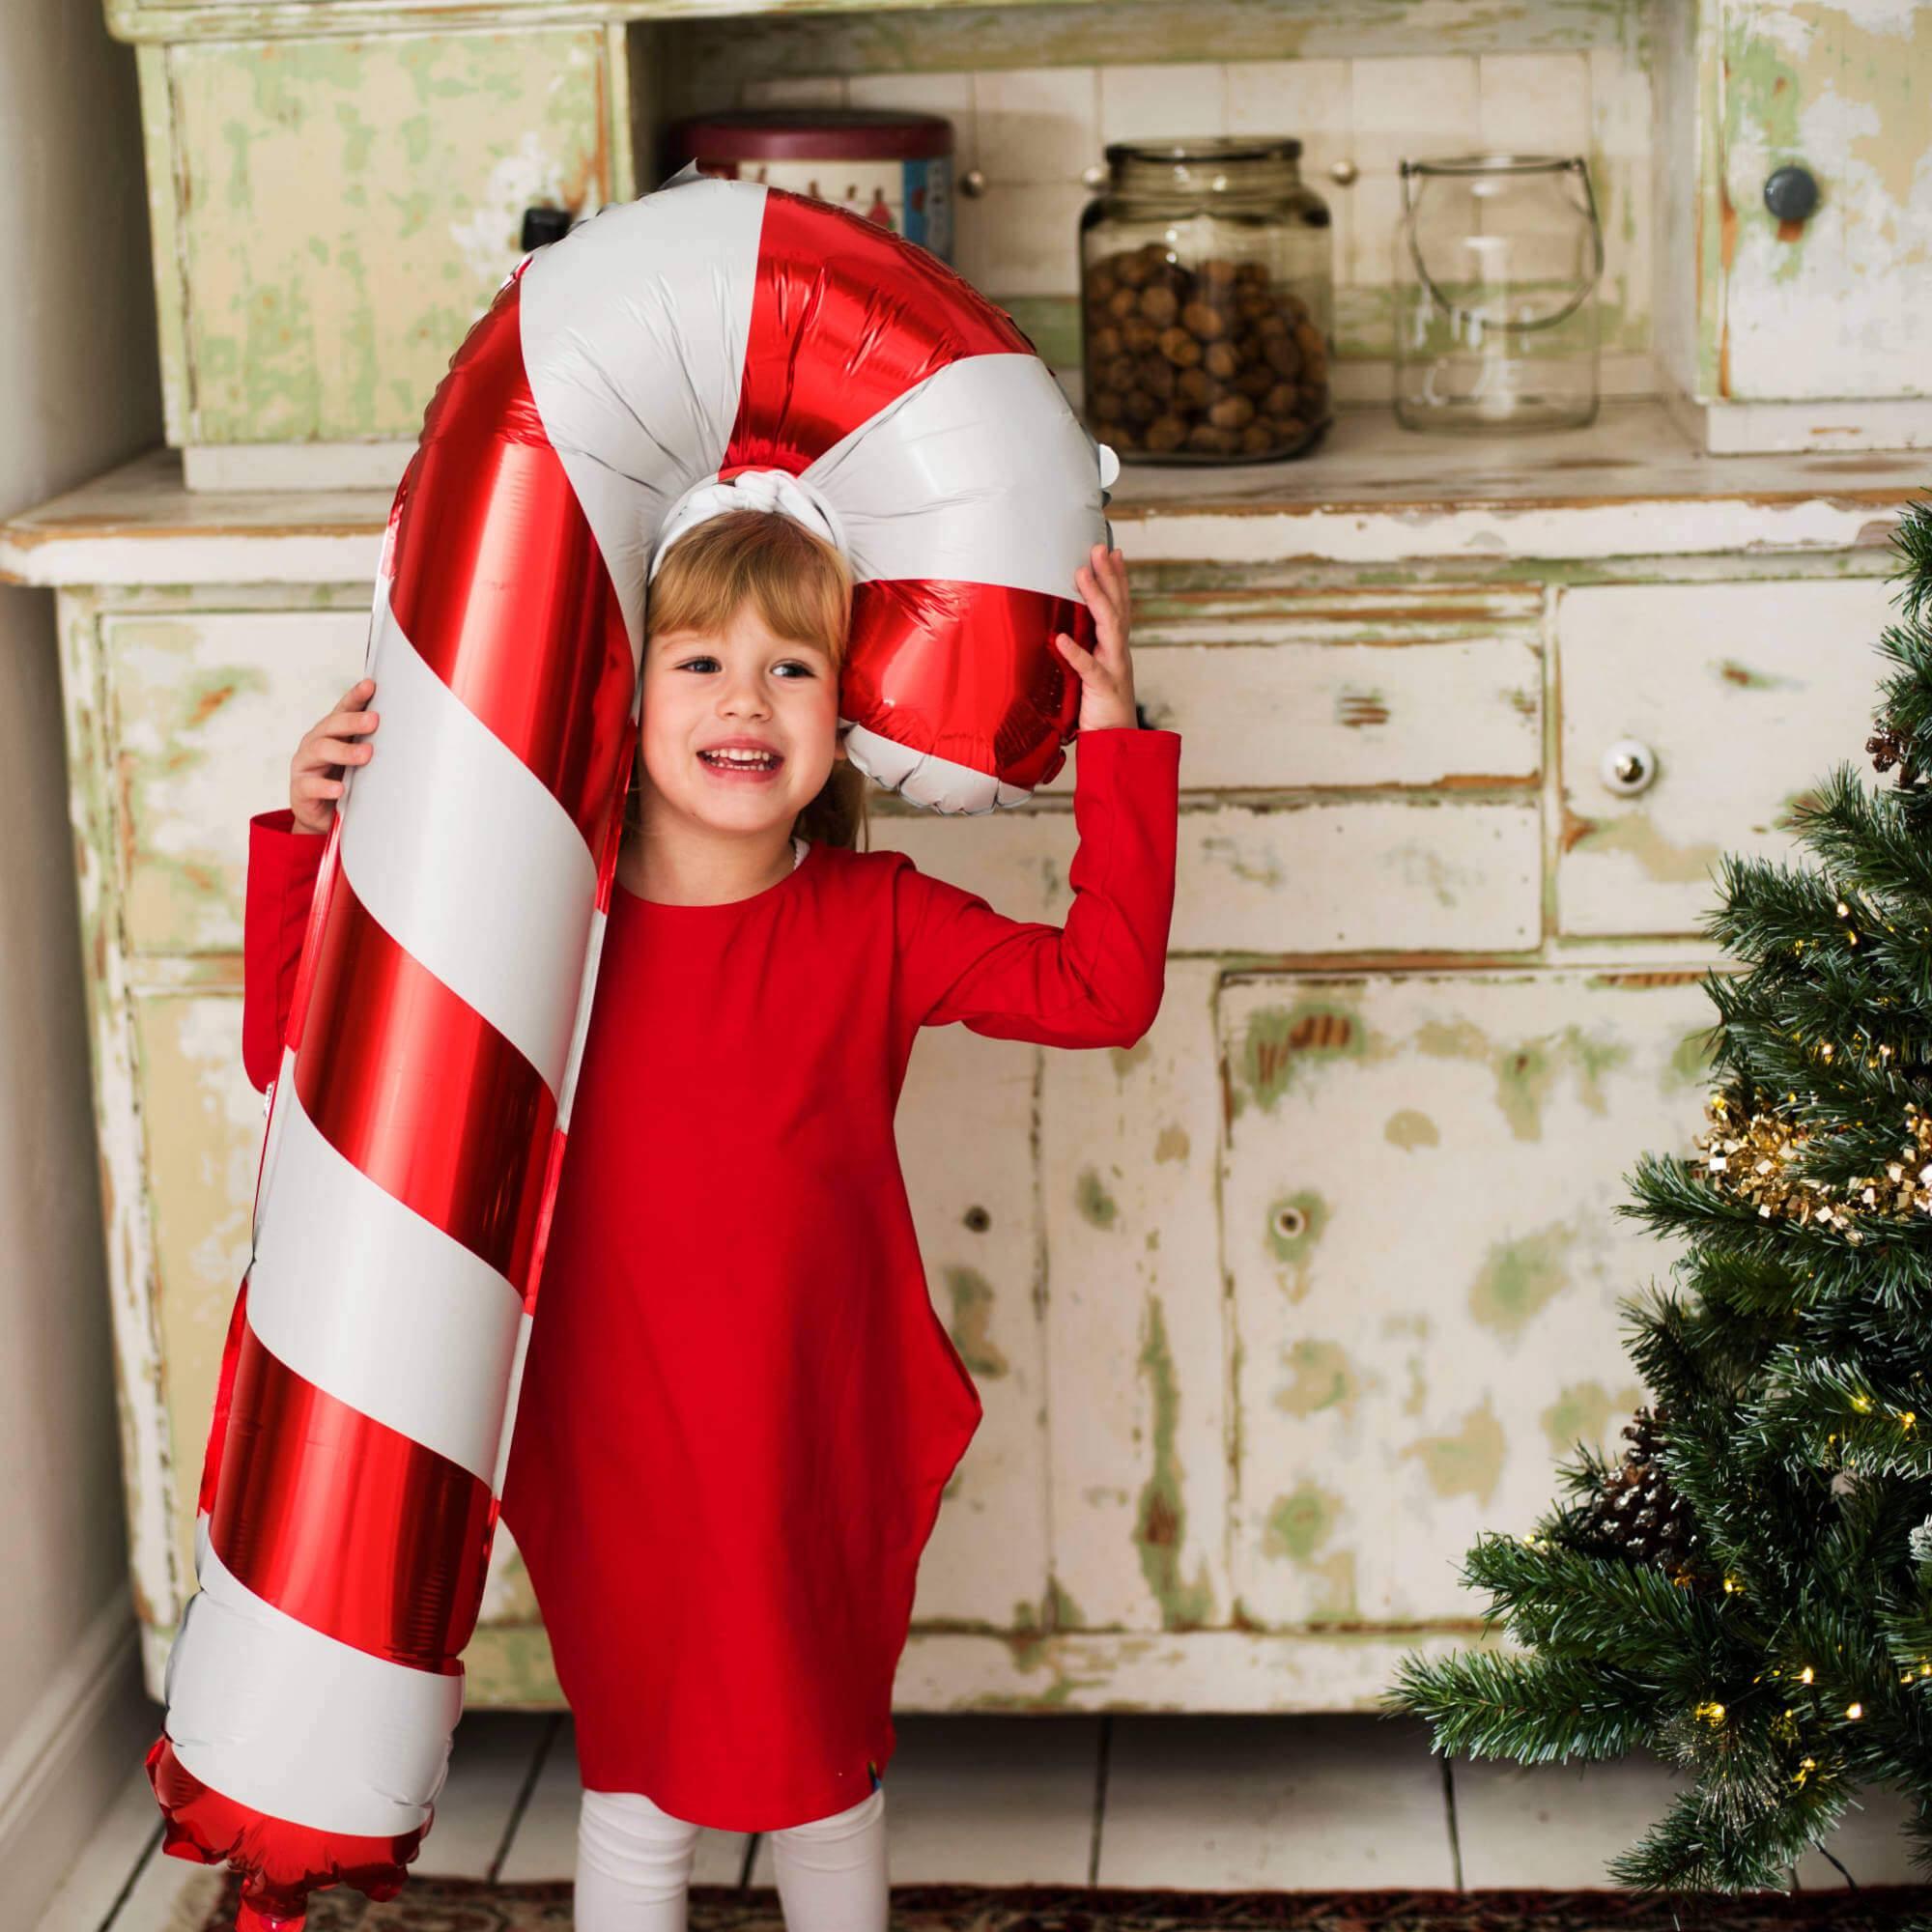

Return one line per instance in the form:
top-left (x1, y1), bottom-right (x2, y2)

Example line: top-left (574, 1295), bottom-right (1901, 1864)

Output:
top-left (1102, 135), bottom-right (1306, 202)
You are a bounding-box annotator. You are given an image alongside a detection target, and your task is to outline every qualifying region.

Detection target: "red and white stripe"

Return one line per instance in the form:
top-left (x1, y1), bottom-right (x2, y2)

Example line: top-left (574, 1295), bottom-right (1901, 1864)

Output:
top-left (154, 163), bottom-right (1110, 1924)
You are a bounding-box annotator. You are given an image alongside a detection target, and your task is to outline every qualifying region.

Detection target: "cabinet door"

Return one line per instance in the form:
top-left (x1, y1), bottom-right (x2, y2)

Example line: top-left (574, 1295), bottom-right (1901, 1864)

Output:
top-left (1219, 968), bottom-right (1716, 1634)
top-left (1718, 1), bottom-right (1932, 401)
top-left (150, 29), bottom-right (619, 447)
top-left (1557, 576), bottom-right (1896, 937)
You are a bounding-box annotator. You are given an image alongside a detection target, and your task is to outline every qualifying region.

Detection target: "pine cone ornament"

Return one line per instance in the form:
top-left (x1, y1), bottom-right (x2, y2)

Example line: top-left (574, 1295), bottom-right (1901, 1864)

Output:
top-left (1577, 1406), bottom-right (1704, 1576)
top-left (1868, 722), bottom-right (1925, 788)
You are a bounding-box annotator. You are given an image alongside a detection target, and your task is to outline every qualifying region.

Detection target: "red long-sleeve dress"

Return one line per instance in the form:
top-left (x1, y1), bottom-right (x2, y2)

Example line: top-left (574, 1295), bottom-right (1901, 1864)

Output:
top-left (240, 724), bottom-right (1181, 1833)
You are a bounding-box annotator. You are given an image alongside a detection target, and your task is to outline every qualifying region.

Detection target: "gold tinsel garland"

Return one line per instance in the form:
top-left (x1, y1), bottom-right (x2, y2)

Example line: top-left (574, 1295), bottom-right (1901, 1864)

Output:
top-left (1693, 1092), bottom-right (1932, 1241)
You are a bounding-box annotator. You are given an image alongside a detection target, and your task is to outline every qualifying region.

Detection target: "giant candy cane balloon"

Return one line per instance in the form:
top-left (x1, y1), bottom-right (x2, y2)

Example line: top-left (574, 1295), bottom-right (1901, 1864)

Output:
top-left (144, 163), bottom-right (1114, 1930)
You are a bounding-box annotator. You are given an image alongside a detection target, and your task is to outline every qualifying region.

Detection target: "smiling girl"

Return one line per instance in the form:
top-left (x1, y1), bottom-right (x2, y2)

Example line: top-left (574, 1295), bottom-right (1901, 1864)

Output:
top-left (243, 489), bottom-right (1181, 1932)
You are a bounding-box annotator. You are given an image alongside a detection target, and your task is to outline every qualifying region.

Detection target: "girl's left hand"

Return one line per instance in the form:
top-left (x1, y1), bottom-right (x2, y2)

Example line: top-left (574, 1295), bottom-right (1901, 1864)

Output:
top-left (1055, 543), bottom-right (1139, 732)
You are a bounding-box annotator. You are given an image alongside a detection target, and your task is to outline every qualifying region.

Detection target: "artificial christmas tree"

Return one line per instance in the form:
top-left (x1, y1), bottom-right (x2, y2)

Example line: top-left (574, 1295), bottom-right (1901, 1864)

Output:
top-left (1390, 499), bottom-right (1932, 1909)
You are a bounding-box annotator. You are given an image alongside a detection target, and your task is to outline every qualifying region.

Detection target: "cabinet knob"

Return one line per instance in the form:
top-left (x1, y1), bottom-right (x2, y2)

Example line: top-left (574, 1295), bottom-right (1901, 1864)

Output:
top-left (1327, 159), bottom-right (1359, 187)
top-left (521, 206), bottom-right (573, 252)
top-left (1763, 165), bottom-right (1820, 223)
top-left (1600, 737), bottom-right (1659, 797)
top-left (960, 168), bottom-right (988, 198)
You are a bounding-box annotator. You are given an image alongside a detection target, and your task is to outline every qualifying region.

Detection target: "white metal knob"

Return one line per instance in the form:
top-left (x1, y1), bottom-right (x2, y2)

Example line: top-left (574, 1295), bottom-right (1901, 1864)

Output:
top-left (1600, 737), bottom-right (1658, 796)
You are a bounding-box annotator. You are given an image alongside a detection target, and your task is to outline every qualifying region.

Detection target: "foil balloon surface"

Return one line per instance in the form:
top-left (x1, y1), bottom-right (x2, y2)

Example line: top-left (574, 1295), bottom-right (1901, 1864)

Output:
top-left (146, 160), bottom-right (1116, 1930)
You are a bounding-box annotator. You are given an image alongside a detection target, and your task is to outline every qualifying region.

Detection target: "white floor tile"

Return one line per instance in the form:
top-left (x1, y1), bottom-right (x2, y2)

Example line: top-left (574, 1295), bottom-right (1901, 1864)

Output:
top-left (99, 1838), bottom-right (224, 1932)
top-left (33, 1766), bottom-right (168, 1932)
top-left (1453, 1749), bottom-right (1688, 1889)
top-left (497, 1720), bottom-right (750, 1887)
top-left (415, 1711), bottom-right (553, 1879)
top-left (1097, 1713), bottom-right (1454, 1890)
top-left (749, 1714), bottom-right (1101, 1887)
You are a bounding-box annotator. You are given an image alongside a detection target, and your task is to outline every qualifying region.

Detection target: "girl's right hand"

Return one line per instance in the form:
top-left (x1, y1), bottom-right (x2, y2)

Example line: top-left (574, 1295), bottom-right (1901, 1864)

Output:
top-left (289, 677), bottom-right (380, 835)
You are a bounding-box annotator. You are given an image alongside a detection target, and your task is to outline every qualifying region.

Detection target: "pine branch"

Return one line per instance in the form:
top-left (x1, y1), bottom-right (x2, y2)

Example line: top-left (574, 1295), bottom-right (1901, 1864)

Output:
top-left (1383, 1646), bottom-right (1662, 1761)
top-left (1792, 763), bottom-right (1932, 912)
top-left (1457, 1532), bottom-right (1730, 1677)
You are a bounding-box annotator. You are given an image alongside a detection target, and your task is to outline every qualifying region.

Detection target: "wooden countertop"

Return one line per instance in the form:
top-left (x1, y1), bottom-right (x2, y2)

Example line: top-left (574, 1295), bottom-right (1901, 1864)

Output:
top-left (3, 400), bottom-right (1923, 588)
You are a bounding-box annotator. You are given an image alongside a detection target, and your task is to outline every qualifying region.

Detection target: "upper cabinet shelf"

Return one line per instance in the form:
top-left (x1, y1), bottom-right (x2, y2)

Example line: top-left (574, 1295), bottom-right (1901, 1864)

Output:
top-left (104, 0), bottom-right (1932, 488)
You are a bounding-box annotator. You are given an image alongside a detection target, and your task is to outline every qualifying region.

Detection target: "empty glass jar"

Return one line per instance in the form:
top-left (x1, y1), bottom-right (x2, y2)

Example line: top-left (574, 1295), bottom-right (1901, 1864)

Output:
top-left (1079, 137), bottom-right (1333, 464)
top-left (1393, 154), bottom-right (1605, 434)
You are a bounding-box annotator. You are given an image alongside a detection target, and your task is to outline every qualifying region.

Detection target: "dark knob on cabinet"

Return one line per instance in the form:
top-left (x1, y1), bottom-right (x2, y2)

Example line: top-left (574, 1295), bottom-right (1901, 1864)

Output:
top-left (521, 206), bottom-right (574, 252)
top-left (1763, 165), bottom-right (1819, 222)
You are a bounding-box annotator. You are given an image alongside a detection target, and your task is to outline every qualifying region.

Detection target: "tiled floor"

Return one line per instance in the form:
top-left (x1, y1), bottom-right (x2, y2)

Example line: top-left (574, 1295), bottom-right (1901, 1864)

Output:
top-left (34, 1712), bottom-right (1922, 1931)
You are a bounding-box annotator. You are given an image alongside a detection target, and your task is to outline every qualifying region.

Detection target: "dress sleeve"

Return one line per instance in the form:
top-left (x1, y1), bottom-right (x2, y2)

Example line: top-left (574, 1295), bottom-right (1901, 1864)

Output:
top-left (893, 725), bottom-right (1180, 1049)
top-left (242, 809), bottom-right (327, 1094)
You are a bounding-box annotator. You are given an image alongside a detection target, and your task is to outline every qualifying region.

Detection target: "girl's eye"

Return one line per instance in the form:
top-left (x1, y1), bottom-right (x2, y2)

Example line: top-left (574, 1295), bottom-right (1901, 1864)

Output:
top-left (673, 656), bottom-right (816, 678)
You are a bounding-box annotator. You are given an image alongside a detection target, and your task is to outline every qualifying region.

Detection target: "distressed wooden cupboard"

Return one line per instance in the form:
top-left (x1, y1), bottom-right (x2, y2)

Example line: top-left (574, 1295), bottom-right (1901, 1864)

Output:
top-left (7, 0), bottom-right (1930, 1716)
top-left (8, 412), bottom-right (1918, 1712)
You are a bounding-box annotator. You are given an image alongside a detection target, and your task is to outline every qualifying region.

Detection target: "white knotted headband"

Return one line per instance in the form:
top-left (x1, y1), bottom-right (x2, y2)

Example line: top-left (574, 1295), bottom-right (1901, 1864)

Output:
top-left (647, 468), bottom-right (848, 582)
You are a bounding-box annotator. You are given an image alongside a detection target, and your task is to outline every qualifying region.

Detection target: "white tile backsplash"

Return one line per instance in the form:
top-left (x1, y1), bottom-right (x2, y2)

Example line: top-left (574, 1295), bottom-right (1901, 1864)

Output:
top-left (848, 69), bottom-right (980, 174)
top-left (975, 65), bottom-right (1101, 183)
top-left (741, 73), bottom-right (849, 110)
top-left (1350, 54), bottom-right (1480, 168)
top-left (734, 48), bottom-right (1651, 370)
top-left (1477, 52), bottom-right (1591, 157)
top-left (1097, 62), bottom-right (1227, 146)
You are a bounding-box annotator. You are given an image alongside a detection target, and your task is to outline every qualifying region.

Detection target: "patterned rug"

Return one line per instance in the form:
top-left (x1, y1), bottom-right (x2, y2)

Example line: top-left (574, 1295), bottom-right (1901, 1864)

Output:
top-left (169, 1870), bottom-right (1932, 1930)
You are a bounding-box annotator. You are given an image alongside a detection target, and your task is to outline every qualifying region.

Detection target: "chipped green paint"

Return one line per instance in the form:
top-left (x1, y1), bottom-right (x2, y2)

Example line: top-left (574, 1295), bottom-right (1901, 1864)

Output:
top-left (1400, 1397), bottom-right (1508, 1505)
top-left (1261, 1482), bottom-right (1359, 1622)
top-left (1044, 1574), bottom-right (1086, 1631)
top-left (1200, 831), bottom-right (1286, 891)
top-left (1074, 1168), bottom-right (1119, 1229)
top-left (1469, 1222), bottom-right (1577, 1340)
top-left (1383, 1107), bottom-right (1440, 1151)
top-left (1134, 1293), bottom-right (1215, 1629)
top-left (1538, 1378), bottom-right (1643, 1459)
top-left (943, 1265), bottom-right (1009, 1378)
top-left (1662, 1022), bottom-right (1719, 1094)
top-left (1272, 1338), bottom-right (1358, 1419)
top-left (1568, 810), bottom-right (1724, 887)
top-left (1110, 1037), bottom-right (1154, 1081)
top-left (1418, 1014), bottom-right (1630, 1141)
top-left (1716, 657), bottom-right (1798, 692)
top-left (1264, 1189), bottom-right (1327, 1305)
top-left (1153, 1122), bottom-right (1190, 1165)
top-left (1235, 997), bottom-right (1367, 1117)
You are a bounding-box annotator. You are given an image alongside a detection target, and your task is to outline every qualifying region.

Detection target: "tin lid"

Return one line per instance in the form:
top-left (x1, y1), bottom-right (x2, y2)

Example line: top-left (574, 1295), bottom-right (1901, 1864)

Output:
top-left (670, 108), bottom-right (953, 162)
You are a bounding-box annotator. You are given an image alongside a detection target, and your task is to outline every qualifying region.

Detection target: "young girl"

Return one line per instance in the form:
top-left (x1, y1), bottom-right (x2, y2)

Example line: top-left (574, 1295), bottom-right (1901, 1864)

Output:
top-left (242, 493), bottom-right (1181, 1932)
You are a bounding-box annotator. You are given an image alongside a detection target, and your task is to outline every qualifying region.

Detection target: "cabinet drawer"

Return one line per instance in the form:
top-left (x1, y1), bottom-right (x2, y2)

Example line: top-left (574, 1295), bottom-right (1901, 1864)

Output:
top-left (1556, 578), bottom-right (1896, 937)
top-left (1038, 586), bottom-right (1542, 796)
top-left (1218, 967), bottom-right (1715, 1628)
top-left (877, 795), bottom-right (1542, 956)
top-left (148, 29), bottom-right (618, 448)
top-left (108, 610), bottom-right (368, 954)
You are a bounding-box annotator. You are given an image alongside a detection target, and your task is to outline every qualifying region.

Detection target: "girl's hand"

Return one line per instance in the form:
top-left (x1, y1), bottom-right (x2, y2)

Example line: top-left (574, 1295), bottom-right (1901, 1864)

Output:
top-left (289, 677), bottom-right (380, 835)
top-left (1054, 542), bottom-right (1139, 732)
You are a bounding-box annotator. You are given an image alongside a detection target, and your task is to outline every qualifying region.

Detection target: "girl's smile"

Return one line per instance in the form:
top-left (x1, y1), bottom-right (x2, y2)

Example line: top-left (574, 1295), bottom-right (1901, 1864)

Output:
top-left (696, 734), bottom-right (786, 781)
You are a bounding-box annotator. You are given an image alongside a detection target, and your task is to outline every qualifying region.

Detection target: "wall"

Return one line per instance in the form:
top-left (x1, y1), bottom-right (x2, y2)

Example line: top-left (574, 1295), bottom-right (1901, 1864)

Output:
top-left (0, 0), bottom-right (166, 1920)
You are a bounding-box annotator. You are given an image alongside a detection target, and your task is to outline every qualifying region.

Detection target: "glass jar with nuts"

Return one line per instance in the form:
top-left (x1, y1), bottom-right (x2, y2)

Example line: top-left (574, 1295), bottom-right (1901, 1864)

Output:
top-left (1079, 137), bottom-right (1333, 464)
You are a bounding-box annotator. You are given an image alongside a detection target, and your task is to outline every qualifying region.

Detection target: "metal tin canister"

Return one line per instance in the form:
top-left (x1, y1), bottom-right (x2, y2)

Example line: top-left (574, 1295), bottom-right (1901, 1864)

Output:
top-left (667, 109), bottom-right (955, 264)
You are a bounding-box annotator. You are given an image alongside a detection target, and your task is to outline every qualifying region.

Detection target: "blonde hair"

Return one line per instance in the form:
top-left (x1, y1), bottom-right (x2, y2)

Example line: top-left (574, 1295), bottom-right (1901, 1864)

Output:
top-left (634, 506), bottom-right (870, 851)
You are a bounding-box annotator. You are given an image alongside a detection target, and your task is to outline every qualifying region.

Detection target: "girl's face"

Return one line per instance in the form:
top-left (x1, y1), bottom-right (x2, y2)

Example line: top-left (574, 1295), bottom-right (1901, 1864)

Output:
top-left (636, 599), bottom-right (844, 840)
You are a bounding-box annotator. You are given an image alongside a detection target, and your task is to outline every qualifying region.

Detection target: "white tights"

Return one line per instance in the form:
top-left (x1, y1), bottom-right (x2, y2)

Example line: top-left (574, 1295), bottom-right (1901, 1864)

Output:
top-left (575, 1780), bottom-right (889, 1932)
